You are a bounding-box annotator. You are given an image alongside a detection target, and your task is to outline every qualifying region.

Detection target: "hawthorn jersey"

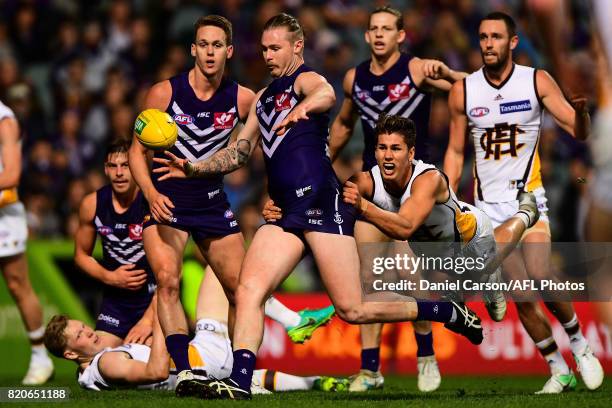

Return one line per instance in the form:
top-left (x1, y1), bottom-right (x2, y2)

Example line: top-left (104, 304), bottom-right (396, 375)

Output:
top-left (465, 64), bottom-right (543, 203)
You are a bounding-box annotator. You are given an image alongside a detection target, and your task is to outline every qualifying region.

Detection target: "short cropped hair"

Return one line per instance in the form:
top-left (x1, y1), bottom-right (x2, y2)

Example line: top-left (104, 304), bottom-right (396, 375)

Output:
top-left (263, 13), bottom-right (304, 42)
top-left (194, 15), bottom-right (233, 44)
top-left (370, 5), bottom-right (403, 30)
top-left (43, 315), bottom-right (69, 358)
top-left (105, 138), bottom-right (130, 161)
top-left (481, 11), bottom-right (516, 37)
top-left (374, 114), bottom-right (416, 149)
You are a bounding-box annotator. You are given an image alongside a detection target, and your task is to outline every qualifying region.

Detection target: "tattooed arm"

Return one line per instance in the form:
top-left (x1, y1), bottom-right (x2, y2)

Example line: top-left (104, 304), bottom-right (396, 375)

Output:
top-left (153, 89), bottom-right (264, 179)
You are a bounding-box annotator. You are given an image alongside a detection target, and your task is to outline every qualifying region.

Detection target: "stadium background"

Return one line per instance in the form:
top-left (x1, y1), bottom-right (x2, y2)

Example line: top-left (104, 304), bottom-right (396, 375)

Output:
top-left (0, 0), bottom-right (609, 382)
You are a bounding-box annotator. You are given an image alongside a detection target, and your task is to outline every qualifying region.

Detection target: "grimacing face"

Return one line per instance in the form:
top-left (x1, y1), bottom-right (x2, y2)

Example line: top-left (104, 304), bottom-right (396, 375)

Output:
top-left (375, 132), bottom-right (414, 186)
top-left (478, 19), bottom-right (517, 71)
top-left (261, 27), bottom-right (303, 78)
top-left (365, 12), bottom-right (405, 59)
top-left (191, 25), bottom-right (233, 77)
top-left (63, 319), bottom-right (103, 361)
top-left (104, 152), bottom-right (135, 195)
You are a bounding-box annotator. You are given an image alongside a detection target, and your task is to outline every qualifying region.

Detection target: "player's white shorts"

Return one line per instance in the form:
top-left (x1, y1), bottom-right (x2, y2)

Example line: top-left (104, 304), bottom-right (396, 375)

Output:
top-left (0, 202), bottom-right (27, 257)
top-left (459, 204), bottom-right (497, 277)
top-left (168, 318), bottom-right (232, 387)
top-left (475, 187), bottom-right (549, 228)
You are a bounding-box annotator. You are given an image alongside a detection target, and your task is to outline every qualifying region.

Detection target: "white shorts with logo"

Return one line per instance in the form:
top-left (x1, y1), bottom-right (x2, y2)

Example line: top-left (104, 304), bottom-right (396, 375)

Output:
top-left (475, 187), bottom-right (549, 228)
top-left (168, 319), bottom-right (232, 388)
top-left (0, 202), bottom-right (27, 257)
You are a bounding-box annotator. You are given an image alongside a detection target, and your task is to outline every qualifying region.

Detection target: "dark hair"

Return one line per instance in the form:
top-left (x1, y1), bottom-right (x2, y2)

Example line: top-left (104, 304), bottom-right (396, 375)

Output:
top-left (374, 114), bottom-right (416, 149)
top-left (481, 11), bottom-right (516, 37)
top-left (263, 13), bottom-right (304, 42)
top-left (43, 315), bottom-right (69, 358)
top-left (370, 5), bottom-right (403, 30)
top-left (194, 15), bottom-right (233, 45)
top-left (105, 138), bottom-right (130, 160)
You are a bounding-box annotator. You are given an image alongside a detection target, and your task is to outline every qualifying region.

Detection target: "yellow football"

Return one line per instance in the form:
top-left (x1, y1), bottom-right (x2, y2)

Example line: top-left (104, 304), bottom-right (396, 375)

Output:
top-left (134, 109), bottom-right (178, 150)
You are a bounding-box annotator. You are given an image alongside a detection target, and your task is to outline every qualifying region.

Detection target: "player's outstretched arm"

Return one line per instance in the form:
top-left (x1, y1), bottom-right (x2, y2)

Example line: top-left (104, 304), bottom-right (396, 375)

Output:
top-left (443, 80), bottom-right (468, 192)
top-left (273, 71), bottom-right (336, 136)
top-left (411, 57), bottom-right (467, 92)
top-left (329, 68), bottom-right (358, 162)
top-left (154, 89), bottom-right (264, 179)
top-left (536, 69), bottom-right (590, 141)
top-left (344, 172), bottom-right (440, 240)
top-left (74, 193), bottom-right (148, 290)
top-left (0, 116), bottom-right (21, 190)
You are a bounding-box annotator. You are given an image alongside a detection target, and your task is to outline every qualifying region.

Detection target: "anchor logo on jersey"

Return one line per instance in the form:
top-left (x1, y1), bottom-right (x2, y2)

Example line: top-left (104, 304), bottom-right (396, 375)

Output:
top-left (480, 122), bottom-right (526, 160)
top-left (387, 83), bottom-right (410, 102)
top-left (275, 92), bottom-right (292, 111)
top-left (334, 211), bottom-right (344, 225)
top-left (213, 112), bottom-right (235, 129)
top-left (128, 224), bottom-right (143, 240)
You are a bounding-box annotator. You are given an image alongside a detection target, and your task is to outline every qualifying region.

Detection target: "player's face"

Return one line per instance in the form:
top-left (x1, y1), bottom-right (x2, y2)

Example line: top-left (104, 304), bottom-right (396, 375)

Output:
top-left (478, 20), bottom-right (517, 70)
top-left (63, 320), bottom-right (103, 360)
top-left (375, 132), bottom-right (415, 185)
top-left (261, 27), bottom-right (303, 78)
top-left (105, 152), bottom-right (134, 195)
top-left (365, 12), bottom-right (405, 58)
top-left (191, 25), bottom-right (233, 77)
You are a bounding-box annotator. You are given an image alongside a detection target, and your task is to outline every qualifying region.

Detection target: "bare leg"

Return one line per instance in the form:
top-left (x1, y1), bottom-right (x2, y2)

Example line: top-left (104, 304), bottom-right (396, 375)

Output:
top-left (1, 254), bottom-right (42, 331)
top-left (195, 265), bottom-right (230, 325)
top-left (197, 232), bottom-right (245, 337)
top-left (143, 225), bottom-right (189, 336)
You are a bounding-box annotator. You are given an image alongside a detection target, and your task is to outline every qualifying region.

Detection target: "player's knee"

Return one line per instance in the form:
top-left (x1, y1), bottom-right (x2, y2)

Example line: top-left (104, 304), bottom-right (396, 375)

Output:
top-left (4, 272), bottom-right (29, 297)
top-left (235, 281), bottom-right (266, 307)
top-left (335, 303), bottom-right (364, 324)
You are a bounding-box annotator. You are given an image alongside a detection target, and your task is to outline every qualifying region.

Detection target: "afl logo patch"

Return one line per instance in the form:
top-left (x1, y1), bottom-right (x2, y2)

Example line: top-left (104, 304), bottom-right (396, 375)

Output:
top-left (97, 226), bottom-right (113, 236)
top-left (214, 112), bottom-right (235, 129)
top-left (224, 209), bottom-right (234, 219)
top-left (387, 83), bottom-right (410, 102)
top-left (275, 93), bottom-right (292, 111)
top-left (469, 107), bottom-right (490, 117)
top-left (173, 114), bottom-right (193, 125)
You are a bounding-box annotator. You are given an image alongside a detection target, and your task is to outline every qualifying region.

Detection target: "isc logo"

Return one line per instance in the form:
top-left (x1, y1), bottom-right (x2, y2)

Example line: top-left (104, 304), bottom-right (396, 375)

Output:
top-left (173, 114), bottom-right (193, 125)
top-left (214, 112), bottom-right (235, 129)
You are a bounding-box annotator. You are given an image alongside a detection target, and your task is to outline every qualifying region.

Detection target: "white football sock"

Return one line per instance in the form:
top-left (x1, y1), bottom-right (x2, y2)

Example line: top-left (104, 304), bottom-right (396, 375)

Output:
top-left (254, 369), bottom-right (318, 391)
top-left (562, 314), bottom-right (588, 354)
top-left (264, 297), bottom-right (301, 328)
top-left (536, 337), bottom-right (569, 375)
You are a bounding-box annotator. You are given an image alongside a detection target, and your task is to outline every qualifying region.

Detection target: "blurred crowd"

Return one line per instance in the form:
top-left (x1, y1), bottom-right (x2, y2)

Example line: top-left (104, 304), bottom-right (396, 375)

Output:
top-left (0, 0), bottom-right (598, 245)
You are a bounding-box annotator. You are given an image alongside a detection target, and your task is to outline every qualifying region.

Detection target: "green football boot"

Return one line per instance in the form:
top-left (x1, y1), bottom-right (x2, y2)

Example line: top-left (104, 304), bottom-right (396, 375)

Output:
top-left (286, 305), bottom-right (335, 344)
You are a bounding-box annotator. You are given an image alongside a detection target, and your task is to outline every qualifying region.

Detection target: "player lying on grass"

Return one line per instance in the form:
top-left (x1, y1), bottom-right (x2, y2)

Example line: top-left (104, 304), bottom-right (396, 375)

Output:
top-left (43, 270), bottom-right (347, 394)
top-left (263, 114), bottom-right (540, 307)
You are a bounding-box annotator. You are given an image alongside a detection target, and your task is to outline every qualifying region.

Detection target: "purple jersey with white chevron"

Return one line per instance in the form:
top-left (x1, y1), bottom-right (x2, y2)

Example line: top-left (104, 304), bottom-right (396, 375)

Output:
top-left (352, 53), bottom-right (432, 169)
top-left (256, 65), bottom-right (338, 206)
top-left (94, 185), bottom-right (155, 299)
top-left (153, 72), bottom-right (239, 209)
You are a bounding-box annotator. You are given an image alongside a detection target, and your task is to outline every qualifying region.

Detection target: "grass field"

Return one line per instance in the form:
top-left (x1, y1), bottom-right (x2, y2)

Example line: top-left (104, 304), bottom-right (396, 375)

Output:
top-left (1, 375), bottom-right (610, 407)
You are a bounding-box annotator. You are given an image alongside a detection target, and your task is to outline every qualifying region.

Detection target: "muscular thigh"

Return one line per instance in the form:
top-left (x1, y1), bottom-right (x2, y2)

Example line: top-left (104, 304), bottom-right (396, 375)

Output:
top-left (239, 225), bottom-right (305, 299)
top-left (521, 231), bottom-right (552, 281)
top-left (197, 232), bottom-right (245, 294)
top-left (305, 231), bottom-right (362, 308)
top-left (143, 225), bottom-right (189, 279)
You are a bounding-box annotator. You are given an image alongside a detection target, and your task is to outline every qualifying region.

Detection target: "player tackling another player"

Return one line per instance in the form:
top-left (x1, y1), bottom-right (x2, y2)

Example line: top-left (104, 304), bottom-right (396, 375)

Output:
top-left (129, 15), bottom-right (334, 397)
top-left (154, 13), bottom-right (487, 400)
top-left (443, 11), bottom-right (604, 393)
top-left (327, 5), bottom-right (467, 392)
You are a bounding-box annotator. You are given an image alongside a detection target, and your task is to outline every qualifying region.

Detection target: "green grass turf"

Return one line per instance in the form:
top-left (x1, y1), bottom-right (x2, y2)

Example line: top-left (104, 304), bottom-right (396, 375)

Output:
top-left (1, 375), bottom-right (610, 407)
